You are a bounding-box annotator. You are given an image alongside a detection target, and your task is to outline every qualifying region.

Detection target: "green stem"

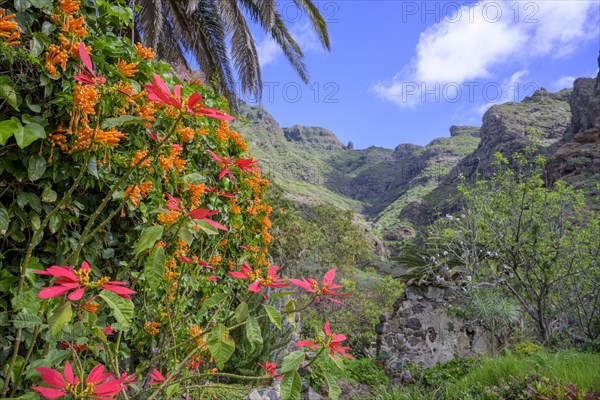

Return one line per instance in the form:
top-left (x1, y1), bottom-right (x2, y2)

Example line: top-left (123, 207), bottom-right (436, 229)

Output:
top-left (2, 151), bottom-right (94, 396)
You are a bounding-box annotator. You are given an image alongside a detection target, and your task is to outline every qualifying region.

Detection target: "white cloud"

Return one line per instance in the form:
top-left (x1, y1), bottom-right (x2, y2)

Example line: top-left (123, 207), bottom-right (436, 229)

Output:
top-left (257, 37), bottom-right (281, 68)
top-left (552, 76), bottom-right (577, 90)
top-left (373, 0), bottom-right (600, 108)
top-left (256, 22), bottom-right (325, 68)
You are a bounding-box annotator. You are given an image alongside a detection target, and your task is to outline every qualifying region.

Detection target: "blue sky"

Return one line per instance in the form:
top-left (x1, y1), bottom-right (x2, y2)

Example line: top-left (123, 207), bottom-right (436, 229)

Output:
top-left (241, 0), bottom-right (600, 149)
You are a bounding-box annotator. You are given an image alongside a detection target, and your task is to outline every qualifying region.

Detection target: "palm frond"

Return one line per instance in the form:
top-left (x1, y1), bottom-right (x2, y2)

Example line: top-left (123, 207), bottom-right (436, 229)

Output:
top-left (292, 0), bottom-right (330, 49)
top-left (218, 0), bottom-right (262, 101)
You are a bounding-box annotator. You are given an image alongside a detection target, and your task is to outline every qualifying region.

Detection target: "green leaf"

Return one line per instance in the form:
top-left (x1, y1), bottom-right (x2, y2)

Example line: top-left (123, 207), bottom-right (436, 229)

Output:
top-left (207, 324), bottom-right (235, 369)
top-left (14, 122), bottom-right (46, 148)
top-left (245, 316), bottom-right (262, 352)
top-left (30, 33), bottom-right (49, 58)
top-left (196, 220), bottom-right (219, 235)
top-left (264, 304), bottom-right (282, 330)
top-left (100, 115), bottom-right (147, 129)
top-left (29, 0), bottom-right (53, 8)
top-left (330, 354), bottom-right (345, 371)
top-left (202, 293), bottom-right (228, 308)
top-left (324, 372), bottom-right (341, 400)
top-left (134, 225), bottom-right (163, 256)
top-left (144, 246), bottom-right (165, 290)
top-left (284, 299), bottom-right (297, 329)
top-left (0, 207), bottom-right (9, 236)
top-left (177, 226), bottom-right (194, 245)
top-left (49, 213), bottom-right (62, 233)
top-left (48, 301), bottom-right (72, 338)
top-left (235, 302), bottom-right (249, 323)
top-left (280, 351), bottom-right (305, 374)
top-left (0, 76), bottom-right (19, 111)
top-left (0, 117), bottom-right (20, 145)
top-left (28, 155), bottom-right (46, 181)
top-left (99, 290), bottom-right (134, 330)
top-left (42, 186), bottom-right (57, 203)
top-left (280, 371), bottom-right (302, 400)
top-left (13, 312), bottom-right (42, 329)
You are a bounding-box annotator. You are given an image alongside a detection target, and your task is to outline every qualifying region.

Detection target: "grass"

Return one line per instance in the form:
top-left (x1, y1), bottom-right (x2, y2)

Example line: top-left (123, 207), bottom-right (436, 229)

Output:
top-left (368, 350), bottom-right (600, 400)
top-left (444, 350), bottom-right (600, 399)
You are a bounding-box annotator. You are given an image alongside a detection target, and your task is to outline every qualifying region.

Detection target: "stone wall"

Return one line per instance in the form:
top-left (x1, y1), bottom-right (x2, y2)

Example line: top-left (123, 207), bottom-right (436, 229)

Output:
top-left (376, 285), bottom-right (490, 380)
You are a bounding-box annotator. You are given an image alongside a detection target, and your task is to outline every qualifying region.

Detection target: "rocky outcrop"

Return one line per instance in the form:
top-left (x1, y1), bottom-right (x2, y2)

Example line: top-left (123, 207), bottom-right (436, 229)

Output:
top-left (376, 285), bottom-right (491, 381)
top-left (449, 125), bottom-right (480, 137)
top-left (283, 125), bottom-right (345, 151)
top-left (547, 72), bottom-right (600, 195)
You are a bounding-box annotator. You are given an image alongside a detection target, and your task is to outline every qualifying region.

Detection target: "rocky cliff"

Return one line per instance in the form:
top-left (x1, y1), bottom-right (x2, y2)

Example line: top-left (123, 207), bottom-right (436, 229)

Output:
top-left (236, 72), bottom-right (599, 257)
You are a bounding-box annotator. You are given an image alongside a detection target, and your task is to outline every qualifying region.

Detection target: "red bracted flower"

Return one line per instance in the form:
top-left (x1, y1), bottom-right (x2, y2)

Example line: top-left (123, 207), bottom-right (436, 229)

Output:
top-left (187, 93), bottom-right (235, 120)
top-left (34, 261), bottom-right (136, 301)
top-left (165, 193), bottom-right (182, 211)
top-left (179, 256), bottom-right (212, 269)
top-left (258, 361), bottom-right (283, 379)
top-left (73, 42), bottom-right (106, 86)
top-left (233, 157), bottom-right (258, 174)
top-left (205, 150), bottom-right (234, 180)
top-left (32, 361), bottom-right (126, 399)
top-left (145, 74), bottom-right (182, 108)
top-left (289, 268), bottom-right (350, 304)
top-left (148, 369), bottom-right (173, 386)
top-left (205, 186), bottom-right (235, 198)
top-left (228, 263), bottom-right (289, 299)
top-left (297, 321), bottom-right (352, 359)
top-left (188, 208), bottom-right (228, 232)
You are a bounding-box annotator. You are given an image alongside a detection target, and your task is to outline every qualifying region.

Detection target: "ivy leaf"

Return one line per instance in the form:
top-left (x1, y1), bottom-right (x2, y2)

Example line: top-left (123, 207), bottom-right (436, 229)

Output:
top-left (280, 371), bottom-right (302, 400)
top-left (0, 207), bottom-right (9, 236)
top-left (134, 225), bottom-right (163, 256)
top-left (28, 155), bottom-right (46, 181)
top-left (14, 122), bottom-right (46, 148)
top-left (280, 351), bottom-right (305, 374)
top-left (41, 186), bottom-right (57, 203)
top-left (48, 301), bottom-right (72, 338)
top-left (324, 372), bottom-right (341, 400)
top-left (0, 76), bottom-right (19, 111)
top-left (245, 316), bottom-right (262, 352)
top-left (13, 312), bottom-right (42, 329)
top-left (263, 304), bottom-right (282, 330)
top-left (207, 324), bottom-right (235, 369)
top-left (49, 213), bottom-right (62, 234)
top-left (99, 290), bottom-right (134, 331)
top-left (144, 246), bottom-right (165, 290)
top-left (0, 117), bottom-right (21, 145)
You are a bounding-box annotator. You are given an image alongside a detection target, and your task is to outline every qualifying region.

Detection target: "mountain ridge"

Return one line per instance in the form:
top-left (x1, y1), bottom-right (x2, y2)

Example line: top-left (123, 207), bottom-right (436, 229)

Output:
top-left (234, 70), bottom-right (599, 256)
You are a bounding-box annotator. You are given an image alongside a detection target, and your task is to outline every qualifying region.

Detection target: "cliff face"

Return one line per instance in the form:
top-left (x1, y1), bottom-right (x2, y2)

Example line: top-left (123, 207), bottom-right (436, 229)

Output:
top-left (547, 73), bottom-right (600, 198)
top-left (236, 72), bottom-right (599, 256)
top-left (283, 125), bottom-right (345, 151)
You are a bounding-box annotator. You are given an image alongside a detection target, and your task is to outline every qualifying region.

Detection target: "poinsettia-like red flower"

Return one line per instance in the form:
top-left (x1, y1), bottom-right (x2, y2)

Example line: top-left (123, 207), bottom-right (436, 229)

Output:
top-left (187, 93), bottom-right (235, 120)
top-left (233, 157), bottom-right (258, 174)
top-left (204, 186), bottom-right (235, 198)
top-left (296, 321), bottom-right (352, 359)
top-left (73, 42), bottom-right (106, 86)
top-left (205, 150), bottom-right (257, 180)
top-left (145, 74), bottom-right (182, 108)
top-left (188, 208), bottom-right (228, 231)
top-left (228, 263), bottom-right (289, 299)
top-left (289, 268), bottom-right (350, 304)
top-left (32, 361), bottom-right (126, 399)
top-left (165, 193), bottom-right (182, 211)
top-left (179, 255), bottom-right (212, 269)
top-left (148, 369), bottom-right (173, 386)
top-left (34, 261), bottom-right (136, 301)
top-left (258, 361), bottom-right (283, 379)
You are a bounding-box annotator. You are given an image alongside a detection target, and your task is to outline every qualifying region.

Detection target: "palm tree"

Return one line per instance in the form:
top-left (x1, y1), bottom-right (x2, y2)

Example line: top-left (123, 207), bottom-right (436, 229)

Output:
top-left (132, 0), bottom-right (330, 106)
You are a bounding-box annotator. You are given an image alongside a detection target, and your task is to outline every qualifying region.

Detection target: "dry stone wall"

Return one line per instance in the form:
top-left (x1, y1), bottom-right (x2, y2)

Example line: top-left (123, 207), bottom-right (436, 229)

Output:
top-left (376, 285), bottom-right (491, 380)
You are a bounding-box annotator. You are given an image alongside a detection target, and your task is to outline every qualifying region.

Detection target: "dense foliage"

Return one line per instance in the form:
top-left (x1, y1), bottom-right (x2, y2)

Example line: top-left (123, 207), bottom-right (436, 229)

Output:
top-left (0, 1), bottom-right (350, 398)
top-left (404, 146), bottom-right (600, 346)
